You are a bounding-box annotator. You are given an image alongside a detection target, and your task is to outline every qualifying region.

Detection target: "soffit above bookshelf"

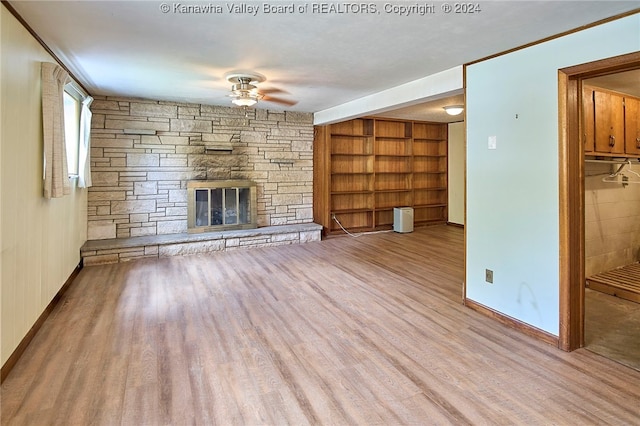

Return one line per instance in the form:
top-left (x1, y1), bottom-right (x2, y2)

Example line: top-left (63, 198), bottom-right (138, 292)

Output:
top-left (372, 94), bottom-right (465, 123)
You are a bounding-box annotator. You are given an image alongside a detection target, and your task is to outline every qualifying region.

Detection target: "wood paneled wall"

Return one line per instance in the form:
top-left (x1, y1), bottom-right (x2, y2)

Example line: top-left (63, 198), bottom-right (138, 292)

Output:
top-left (1, 6), bottom-right (87, 367)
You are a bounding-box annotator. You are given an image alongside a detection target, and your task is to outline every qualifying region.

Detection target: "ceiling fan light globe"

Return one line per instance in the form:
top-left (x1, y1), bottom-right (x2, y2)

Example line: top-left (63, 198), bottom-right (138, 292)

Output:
top-left (232, 97), bottom-right (258, 107)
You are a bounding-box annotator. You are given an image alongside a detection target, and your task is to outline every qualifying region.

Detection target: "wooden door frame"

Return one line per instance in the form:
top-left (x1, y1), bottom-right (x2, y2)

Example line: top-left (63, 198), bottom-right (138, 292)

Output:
top-left (558, 51), bottom-right (640, 351)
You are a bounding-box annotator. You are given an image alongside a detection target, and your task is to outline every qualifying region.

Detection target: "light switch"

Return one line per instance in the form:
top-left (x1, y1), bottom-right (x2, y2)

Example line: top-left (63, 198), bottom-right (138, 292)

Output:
top-left (488, 136), bottom-right (497, 150)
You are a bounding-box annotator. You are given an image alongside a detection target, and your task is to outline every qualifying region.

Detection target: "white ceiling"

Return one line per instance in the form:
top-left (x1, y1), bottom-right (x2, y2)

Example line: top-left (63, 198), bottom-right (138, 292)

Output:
top-left (8, 1), bottom-right (640, 120)
top-left (585, 69), bottom-right (640, 97)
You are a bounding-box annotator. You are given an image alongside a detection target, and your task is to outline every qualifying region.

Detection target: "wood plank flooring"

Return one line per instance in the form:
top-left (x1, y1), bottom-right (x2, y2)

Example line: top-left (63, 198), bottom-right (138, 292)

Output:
top-left (2, 225), bottom-right (640, 425)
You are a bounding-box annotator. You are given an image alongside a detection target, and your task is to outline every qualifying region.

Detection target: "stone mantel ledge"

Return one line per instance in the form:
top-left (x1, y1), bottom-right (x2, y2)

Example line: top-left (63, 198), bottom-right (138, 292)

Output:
top-left (81, 223), bottom-right (323, 265)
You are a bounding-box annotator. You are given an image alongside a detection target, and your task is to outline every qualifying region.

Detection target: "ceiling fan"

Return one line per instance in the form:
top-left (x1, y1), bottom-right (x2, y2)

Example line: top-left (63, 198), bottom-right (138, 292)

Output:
top-left (224, 71), bottom-right (297, 108)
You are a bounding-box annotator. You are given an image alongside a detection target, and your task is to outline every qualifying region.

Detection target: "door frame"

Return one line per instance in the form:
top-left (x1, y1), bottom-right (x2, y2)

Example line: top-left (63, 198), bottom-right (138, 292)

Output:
top-left (558, 51), bottom-right (640, 351)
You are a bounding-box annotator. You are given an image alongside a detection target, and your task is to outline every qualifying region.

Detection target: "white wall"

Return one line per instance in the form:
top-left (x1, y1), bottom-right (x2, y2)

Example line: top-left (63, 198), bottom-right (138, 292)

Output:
top-left (448, 122), bottom-right (464, 225)
top-left (1, 6), bottom-right (87, 366)
top-left (465, 14), bottom-right (640, 335)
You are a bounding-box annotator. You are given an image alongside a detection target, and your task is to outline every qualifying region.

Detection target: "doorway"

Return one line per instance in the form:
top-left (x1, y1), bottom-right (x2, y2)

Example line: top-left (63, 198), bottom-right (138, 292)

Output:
top-left (558, 52), bottom-right (640, 358)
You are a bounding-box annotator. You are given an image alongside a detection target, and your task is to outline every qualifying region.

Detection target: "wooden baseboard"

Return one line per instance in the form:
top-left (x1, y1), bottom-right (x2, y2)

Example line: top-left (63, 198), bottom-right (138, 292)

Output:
top-left (464, 298), bottom-right (559, 348)
top-left (446, 222), bottom-right (464, 228)
top-left (1, 260), bottom-right (83, 383)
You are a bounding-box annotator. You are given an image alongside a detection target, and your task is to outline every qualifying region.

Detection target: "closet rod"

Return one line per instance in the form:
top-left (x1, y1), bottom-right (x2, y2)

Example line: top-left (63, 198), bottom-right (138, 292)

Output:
top-left (585, 159), bottom-right (639, 165)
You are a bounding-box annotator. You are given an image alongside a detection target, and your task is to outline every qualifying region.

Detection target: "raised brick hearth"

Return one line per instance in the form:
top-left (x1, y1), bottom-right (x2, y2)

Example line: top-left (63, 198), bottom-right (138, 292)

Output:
top-left (81, 223), bottom-right (322, 265)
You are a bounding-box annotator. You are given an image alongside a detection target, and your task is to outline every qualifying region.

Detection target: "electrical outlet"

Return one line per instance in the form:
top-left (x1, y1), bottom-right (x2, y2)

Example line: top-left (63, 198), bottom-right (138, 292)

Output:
top-left (485, 269), bottom-right (494, 284)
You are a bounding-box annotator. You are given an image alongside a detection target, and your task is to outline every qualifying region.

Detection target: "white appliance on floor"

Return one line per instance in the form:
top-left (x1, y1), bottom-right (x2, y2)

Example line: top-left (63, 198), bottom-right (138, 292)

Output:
top-left (393, 207), bottom-right (414, 233)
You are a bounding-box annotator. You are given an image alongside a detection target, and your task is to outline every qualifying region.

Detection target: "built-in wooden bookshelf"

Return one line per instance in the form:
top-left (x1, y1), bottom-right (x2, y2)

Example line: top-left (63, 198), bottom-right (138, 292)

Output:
top-left (412, 121), bottom-right (448, 227)
top-left (313, 117), bottom-right (448, 235)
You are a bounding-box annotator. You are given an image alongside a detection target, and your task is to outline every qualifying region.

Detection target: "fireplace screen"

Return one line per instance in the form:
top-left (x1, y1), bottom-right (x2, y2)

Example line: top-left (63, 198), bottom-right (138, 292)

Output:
top-left (187, 180), bottom-right (257, 233)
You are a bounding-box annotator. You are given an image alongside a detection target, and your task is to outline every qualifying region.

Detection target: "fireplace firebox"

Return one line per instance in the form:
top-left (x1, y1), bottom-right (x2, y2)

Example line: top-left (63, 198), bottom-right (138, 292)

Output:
top-left (187, 180), bottom-right (257, 233)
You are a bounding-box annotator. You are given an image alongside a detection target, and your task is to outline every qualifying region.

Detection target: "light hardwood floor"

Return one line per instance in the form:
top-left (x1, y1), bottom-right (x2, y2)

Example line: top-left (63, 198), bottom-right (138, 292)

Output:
top-left (2, 225), bottom-right (640, 425)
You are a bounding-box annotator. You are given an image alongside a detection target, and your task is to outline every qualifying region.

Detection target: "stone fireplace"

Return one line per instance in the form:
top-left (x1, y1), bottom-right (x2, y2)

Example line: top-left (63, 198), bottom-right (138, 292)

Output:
top-left (87, 96), bottom-right (315, 241)
top-left (187, 180), bottom-right (257, 232)
top-left (82, 98), bottom-right (322, 265)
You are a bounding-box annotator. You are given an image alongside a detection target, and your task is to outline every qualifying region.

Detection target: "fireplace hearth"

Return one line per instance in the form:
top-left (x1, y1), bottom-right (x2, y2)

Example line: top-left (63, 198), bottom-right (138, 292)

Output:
top-left (187, 180), bottom-right (257, 233)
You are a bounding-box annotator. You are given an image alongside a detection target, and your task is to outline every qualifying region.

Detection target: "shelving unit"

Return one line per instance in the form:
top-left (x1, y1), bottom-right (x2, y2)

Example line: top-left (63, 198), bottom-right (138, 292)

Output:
top-left (412, 122), bottom-right (448, 227)
top-left (313, 117), bottom-right (448, 235)
top-left (373, 120), bottom-right (413, 228)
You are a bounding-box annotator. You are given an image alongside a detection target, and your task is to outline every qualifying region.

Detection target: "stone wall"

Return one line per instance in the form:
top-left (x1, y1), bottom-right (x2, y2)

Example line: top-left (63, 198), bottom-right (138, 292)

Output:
top-left (88, 97), bottom-right (314, 240)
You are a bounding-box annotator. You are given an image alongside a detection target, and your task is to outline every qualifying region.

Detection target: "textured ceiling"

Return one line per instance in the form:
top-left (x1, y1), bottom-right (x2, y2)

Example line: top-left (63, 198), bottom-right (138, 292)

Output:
top-left (8, 1), bottom-right (640, 120)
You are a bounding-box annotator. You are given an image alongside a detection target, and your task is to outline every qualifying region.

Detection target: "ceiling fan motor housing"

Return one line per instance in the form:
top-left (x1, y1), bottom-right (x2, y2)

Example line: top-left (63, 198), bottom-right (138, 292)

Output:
top-left (231, 81), bottom-right (258, 95)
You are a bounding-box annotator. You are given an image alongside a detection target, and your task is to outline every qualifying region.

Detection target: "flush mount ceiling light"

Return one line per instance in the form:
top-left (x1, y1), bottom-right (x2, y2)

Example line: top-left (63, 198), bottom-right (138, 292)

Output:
top-left (443, 105), bottom-right (464, 116)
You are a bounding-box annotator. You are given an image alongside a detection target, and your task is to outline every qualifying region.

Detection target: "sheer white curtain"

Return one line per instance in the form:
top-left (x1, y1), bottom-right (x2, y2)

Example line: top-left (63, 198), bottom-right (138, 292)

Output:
top-left (41, 62), bottom-right (70, 198)
top-left (78, 95), bottom-right (93, 188)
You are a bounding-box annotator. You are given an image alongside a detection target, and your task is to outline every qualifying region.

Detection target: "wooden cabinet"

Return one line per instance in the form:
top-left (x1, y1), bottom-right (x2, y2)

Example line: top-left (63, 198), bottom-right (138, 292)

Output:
top-left (625, 96), bottom-right (640, 156)
top-left (594, 90), bottom-right (625, 154)
top-left (582, 86), bottom-right (595, 153)
top-left (314, 118), bottom-right (448, 235)
top-left (583, 85), bottom-right (640, 158)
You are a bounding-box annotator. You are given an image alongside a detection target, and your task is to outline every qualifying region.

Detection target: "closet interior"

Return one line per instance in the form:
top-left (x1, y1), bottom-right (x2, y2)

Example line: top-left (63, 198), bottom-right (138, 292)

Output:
top-left (582, 69), bottom-right (640, 371)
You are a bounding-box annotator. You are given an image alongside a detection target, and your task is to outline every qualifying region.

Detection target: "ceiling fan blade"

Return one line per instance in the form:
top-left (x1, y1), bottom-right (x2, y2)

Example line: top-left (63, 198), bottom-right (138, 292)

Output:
top-left (261, 95), bottom-right (298, 106)
top-left (259, 87), bottom-right (287, 95)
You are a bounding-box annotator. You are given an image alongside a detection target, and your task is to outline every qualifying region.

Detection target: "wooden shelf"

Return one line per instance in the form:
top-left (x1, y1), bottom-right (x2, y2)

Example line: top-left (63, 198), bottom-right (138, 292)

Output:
top-left (331, 190), bottom-right (374, 195)
top-left (375, 136), bottom-right (412, 140)
top-left (331, 208), bottom-right (373, 214)
top-left (415, 203), bottom-right (447, 208)
top-left (331, 133), bottom-right (373, 137)
top-left (415, 186), bottom-right (447, 190)
top-left (331, 118), bottom-right (374, 137)
top-left (331, 172), bottom-right (374, 175)
top-left (314, 118), bottom-right (448, 234)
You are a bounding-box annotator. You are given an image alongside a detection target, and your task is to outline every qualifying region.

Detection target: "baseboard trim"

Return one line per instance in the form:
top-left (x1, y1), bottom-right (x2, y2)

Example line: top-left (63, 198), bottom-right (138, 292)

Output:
top-left (464, 298), bottom-right (559, 347)
top-left (1, 260), bottom-right (83, 383)
top-left (446, 222), bottom-right (464, 228)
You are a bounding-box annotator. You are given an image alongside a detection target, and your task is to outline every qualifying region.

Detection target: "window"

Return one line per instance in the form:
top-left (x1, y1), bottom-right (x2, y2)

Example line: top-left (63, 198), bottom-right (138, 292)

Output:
top-left (63, 84), bottom-right (82, 176)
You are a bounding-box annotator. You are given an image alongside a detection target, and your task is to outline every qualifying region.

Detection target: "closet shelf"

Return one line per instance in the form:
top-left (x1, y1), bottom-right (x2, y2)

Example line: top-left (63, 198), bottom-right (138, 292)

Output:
top-left (585, 158), bottom-right (640, 164)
